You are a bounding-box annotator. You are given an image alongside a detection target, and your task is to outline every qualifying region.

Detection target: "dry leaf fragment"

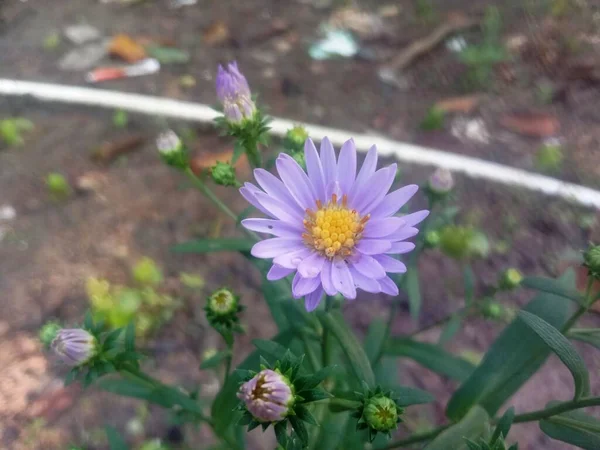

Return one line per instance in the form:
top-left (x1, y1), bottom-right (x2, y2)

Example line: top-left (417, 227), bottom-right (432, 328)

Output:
top-left (435, 95), bottom-right (480, 114)
top-left (500, 112), bottom-right (559, 137)
top-left (109, 34), bottom-right (146, 62)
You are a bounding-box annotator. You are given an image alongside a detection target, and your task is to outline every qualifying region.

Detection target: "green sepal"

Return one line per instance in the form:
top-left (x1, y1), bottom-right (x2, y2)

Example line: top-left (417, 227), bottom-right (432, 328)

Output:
top-left (294, 404), bottom-right (318, 425)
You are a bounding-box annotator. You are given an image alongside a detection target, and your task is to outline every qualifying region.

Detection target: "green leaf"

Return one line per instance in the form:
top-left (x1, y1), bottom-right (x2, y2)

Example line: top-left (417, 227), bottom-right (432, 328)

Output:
top-left (522, 276), bottom-right (583, 305)
top-left (319, 311), bottom-right (375, 387)
top-left (172, 238), bottom-right (254, 254)
top-left (295, 404), bottom-right (318, 425)
top-left (232, 141), bottom-right (245, 165)
top-left (125, 322), bottom-right (135, 352)
top-left (364, 318), bottom-right (387, 365)
top-left (464, 265), bottom-right (475, 304)
top-left (569, 329), bottom-right (600, 349)
top-left (99, 378), bottom-right (155, 402)
top-left (289, 415), bottom-right (309, 447)
top-left (200, 350), bottom-right (232, 369)
top-left (446, 271), bottom-right (576, 420)
top-left (211, 331), bottom-right (296, 443)
top-left (146, 46), bottom-right (190, 64)
top-left (519, 310), bottom-right (590, 399)
top-left (274, 421), bottom-right (288, 447)
top-left (425, 406), bottom-right (490, 450)
top-left (385, 338), bottom-right (475, 381)
top-left (253, 339), bottom-right (294, 362)
top-left (540, 404), bottom-right (600, 450)
top-left (395, 386), bottom-right (435, 406)
top-left (439, 314), bottom-right (463, 345)
top-left (491, 407), bottom-right (514, 444)
top-left (105, 426), bottom-right (128, 450)
top-left (406, 269), bottom-right (422, 320)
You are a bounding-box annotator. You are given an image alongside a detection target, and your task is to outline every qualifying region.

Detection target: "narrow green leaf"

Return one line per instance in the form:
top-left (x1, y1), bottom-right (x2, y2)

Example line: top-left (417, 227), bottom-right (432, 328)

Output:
top-left (200, 350), bottom-right (231, 369)
top-left (295, 404), bottom-right (318, 425)
top-left (519, 310), bottom-right (590, 399)
top-left (172, 238), bottom-right (254, 254)
top-left (364, 318), bottom-right (387, 365)
top-left (406, 269), bottom-right (422, 320)
top-left (105, 426), bottom-right (128, 450)
top-left (522, 276), bottom-right (583, 305)
top-left (253, 339), bottom-right (294, 361)
top-left (491, 407), bottom-right (515, 444)
top-left (274, 421), bottom-right (288, 447)
top-left (447, 271), bottom-right (576, 420)
top-left (540, 404), bottom-right (600, 450)
top-left (439, 314), bottom-right (463, 345)
top-left (319, 311), bottom-right (375, 387)
top-left (425, 406), bottom-right (490, 450)
top-left (289, 416), bottom-right (309, 447)
top-left (232, 141), bottom-right (245, 165)
top-left (395, 386), bottom-right (435, 406)
top-left (385, 338), bottom-right (475, 381)
top-left (568, 329), bottom-right (600, 350)
top-left (99, 379), bottom-right (155, 401)
top-left (125, 322), bottom-right (135, 352)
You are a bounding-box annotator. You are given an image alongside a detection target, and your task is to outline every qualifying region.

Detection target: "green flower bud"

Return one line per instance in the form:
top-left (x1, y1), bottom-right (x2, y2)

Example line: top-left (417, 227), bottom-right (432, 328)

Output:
top-left (482, 301), bottom-right (504, 319)
top-left (536, 141), bottom-right (564, 173)
top-left (210, 161), bottom-right (238, 187)
top-left (284, 126), bottom-right (309, 152)
top-left (46, 173), bottom-right (72, 199)
top-left (499, 268), bottom-right (523, 290)
top-left (428, 168), bottom-right (454, 195)
top-left (424, 230), bottom-right (440, 248)
top-left (157, 130), bottom-right (188, 170)
top-left (39, 321), bottom-right (62, 348)
top-left (205, 288), bottom-right (243, 332)
top-left (364, 395), bottom-right (399, 432)
top-left (291, 151), bottom-right (306, 170)
top-left (132, 257), bottom-right (163, 287)
top-left (584, 244), bottom-right (600, 280)
top-left (439, 225), bottom-right (475, 260)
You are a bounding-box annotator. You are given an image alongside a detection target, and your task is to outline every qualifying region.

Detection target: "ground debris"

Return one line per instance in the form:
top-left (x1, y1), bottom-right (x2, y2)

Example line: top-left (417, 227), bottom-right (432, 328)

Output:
top-left (92, 134), bottom-right (145, 164)
top-left (500, 112), bottom-right (560, 138)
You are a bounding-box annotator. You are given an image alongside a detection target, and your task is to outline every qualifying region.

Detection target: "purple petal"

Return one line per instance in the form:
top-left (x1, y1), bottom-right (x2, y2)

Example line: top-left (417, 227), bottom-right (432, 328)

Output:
top-left (337, 139), bottom-right (356, 194)
top-left (402, 210), bottom-right (430, 227)
top-left (240, 184), bottom-right (272, 217)
top-left (356, 239), bottom-right (392, 255)
top-left (251, 238), bottom-right (304, 258)
top-left (373, 255), bottom-right (407, 273)
top-left (364, 217), bottom-right (405, 238)
top-left (305, 286), bottom-right (325, 311)
top-left (349, 145), bottom-right (378, 204)
top-left (349, 267), bottom-right (381, 293)
top-left (349, 254), bottom-right (386, 279)
top-left (297, 252), bottom-right (326, 278)
top-left (267, 264), bottom-right (295, 280)
top-left (254, 169), bottom-right (304, 215)
top-left (254, 192), bottom-right (304, 224)
top-left (273, 248), bottom-right (312, 269)
top-left (321, 260), bottom-right (337, 296)
top-left (292, 272), bottom-right (322, 298)
top-left (241, 218), bottom-right (302, 237)
top-left (387, 242), bottom-right (416, 254)
top-left (304, 139), bottom-right (326, 202)
top-left (276, 154), bottom-right (318, 210)
top-left (370, 185), bottom-right (419, 218)
top-left (319, 137), bottom-right (337, 197)
top-left (352, 165), bottom-right (396, 215)
top-left (331, 260), bottom-right (356, 299)
top-left (379, 276), bottom-right (399, 296)
top-left (387, 226), bottom-right (419, 242)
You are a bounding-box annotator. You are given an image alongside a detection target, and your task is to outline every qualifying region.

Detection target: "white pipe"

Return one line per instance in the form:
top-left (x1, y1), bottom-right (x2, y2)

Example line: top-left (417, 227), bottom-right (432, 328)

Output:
top-left (1, 78), bottom-right (599, 209)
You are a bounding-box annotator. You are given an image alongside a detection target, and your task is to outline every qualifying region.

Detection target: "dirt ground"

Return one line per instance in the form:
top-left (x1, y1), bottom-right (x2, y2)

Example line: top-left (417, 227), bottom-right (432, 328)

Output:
top-left (2, 1), bottom-right (600, 449)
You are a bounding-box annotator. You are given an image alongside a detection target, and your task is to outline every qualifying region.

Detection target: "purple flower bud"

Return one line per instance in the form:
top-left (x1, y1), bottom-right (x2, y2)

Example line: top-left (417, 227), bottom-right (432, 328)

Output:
top-left (237, 369), bottom-right (294, 422)
top-left (51, 328), bottom-right (97, 366)
top-left (428, 168), bottom-right (454, 194)
top-left (216, 62), bottom-right (256, 123)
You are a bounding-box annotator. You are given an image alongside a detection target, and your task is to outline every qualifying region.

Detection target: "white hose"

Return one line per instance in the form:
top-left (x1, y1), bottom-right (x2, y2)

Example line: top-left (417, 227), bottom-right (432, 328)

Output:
top-left (1, 78), bottom-right (599, 209)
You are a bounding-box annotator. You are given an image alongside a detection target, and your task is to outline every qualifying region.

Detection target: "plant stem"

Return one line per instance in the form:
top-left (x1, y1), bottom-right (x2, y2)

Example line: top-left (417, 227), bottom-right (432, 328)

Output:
top-left (300, 331), bottom-right (321, 371)
top-left (509, 396), bottom-right (600, 424)
top-left (377, 424), bottom-right (451, 449)
top-left (409, 306), bottom-right (469, 337)
top-left (327, 397), bottom-right (361, 411)
top-left (185, 168), bottom-right (239, 222)
top-left (322, 296), bottom-right (334, 368)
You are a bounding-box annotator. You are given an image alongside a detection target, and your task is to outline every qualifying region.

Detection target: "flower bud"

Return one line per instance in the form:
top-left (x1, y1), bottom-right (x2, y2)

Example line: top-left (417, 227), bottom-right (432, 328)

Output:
top-left (284, 126), bottom-right (309, 153)
top-left (439, 225), bottom-right (475, 260)
top-left (364, 395), bottom-right (400, 432)
top-left (428, 168), bottom-right (454, 194)
top-left (584, 244), bottom-right (600, 280)
top-left (291, 151), bottom-right (306, 170)
top-left (205, 288), bottom-right (243, 332)
top-left (210, 161), bottom-right (238, 187)
top-left (39, 321), bottom-right (61, 348)
top-left (237, 369), bottom-right (294, 422)
top-left (424, 230), bottom-right (440, 248)
top-left (216, 62), bottom-right (256, 123)
top-left (51, 328), bottom-right (97, 366)
top-left (132, 257), bottom-right (163, 287)
top-left (499, 268), bottom-right (522, 290)
top-left (157, 130), bottom-right (188, 170)
top-left (46, 173), bottom-right (72, 199)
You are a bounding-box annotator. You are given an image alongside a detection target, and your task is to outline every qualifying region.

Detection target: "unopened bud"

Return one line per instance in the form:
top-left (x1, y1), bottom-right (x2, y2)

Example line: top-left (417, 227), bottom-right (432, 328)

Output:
top-left (237, 369), bottom-right (294, 422)
top-left (584, 244), bottom-right (600, 280)
top-left (157, 130), bottom-right (188, 170)
top-left (499, 268), bottom-right (522, 290)
top-left (428, 168), bottom-right (454, 194)
top-left (284, 126), bottom-right (309, 152)
top-left (205, 288), bottom-right (243, 332)
top-left (51, 328), bottom-right (97, 366)
top-left (39, 321), bottom-right (61, 348)
top-left (364, 395), bottom-right (400, 433)
top-left (210, 161), bottom-right (238, 187)
top-left (216, 62), bottom-right (256, 123)
top-left (424, 230), bottom-right (440, 248)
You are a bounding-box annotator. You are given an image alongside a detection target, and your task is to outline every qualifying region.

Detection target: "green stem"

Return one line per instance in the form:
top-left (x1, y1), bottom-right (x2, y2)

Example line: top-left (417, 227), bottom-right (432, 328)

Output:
top-left (327, 397), bottom-right (361, 411)
top-left (224, 346), bottom-right (233, 385)
top-left (185, 168), bottom-right (239, 222)
top-left (300, 331), bottom-right (321, 371)
top-left (322, 296), bottom-right (334, 368)
top-left (510, 396), bottom-right (600, 424)
top-left (378, 424), bottom-right (451, 449)
top-left (409, 306), bottom-right (469, 337)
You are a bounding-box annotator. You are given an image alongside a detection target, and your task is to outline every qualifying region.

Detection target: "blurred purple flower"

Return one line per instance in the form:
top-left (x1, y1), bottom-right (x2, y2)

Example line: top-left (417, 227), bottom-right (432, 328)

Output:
top-left (237, 369), bottom-right (294, 422)
top-left (428, 168), bottom-right (454, 194)
top-left (240, 137), bottom-right (428, 311)
top-left (216, 61), bottom-right (256, 122)
top-left (51, 328), bottom-right (97, 366)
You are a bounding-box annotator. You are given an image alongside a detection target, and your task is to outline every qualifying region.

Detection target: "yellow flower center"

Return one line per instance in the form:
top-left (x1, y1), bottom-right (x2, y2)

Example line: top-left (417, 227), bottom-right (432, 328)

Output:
top-left (303, 194), bottom-right (369, 259)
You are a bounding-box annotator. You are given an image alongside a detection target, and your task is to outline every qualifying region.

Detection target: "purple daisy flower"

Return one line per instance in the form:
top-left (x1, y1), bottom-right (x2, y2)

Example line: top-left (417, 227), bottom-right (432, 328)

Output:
top-left (240, 137), bottom-right (429, 311)
top-left (237, 369), bottom-right (294, 422)
top-left (216, 61), bottom-right (256, 123)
